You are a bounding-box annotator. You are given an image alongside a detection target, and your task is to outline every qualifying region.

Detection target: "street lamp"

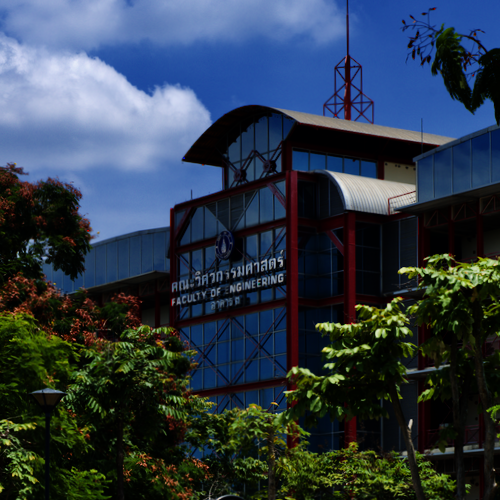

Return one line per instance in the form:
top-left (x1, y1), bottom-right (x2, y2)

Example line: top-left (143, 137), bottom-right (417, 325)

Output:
top-left (30, 388), bottom-right (66, 500)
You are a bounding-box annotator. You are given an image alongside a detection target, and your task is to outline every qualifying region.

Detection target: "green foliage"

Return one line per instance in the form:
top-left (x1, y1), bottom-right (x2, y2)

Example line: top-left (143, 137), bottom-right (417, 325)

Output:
top-left (285, 298), bottom-right (415, 426)
top-left (402, 10), bottom-right (500, 123)
top-left (0, 313), bottom-right (109, 500)
top-left (431, 27), bottom-right (472, 110)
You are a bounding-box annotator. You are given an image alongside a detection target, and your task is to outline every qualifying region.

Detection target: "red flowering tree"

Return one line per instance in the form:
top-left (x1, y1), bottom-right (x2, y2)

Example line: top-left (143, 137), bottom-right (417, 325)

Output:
top-left (0, 163), bottom-right (91, 282)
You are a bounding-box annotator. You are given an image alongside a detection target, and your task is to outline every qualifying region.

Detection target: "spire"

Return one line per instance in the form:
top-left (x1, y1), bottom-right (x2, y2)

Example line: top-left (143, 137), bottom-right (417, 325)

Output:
top-left (323, 0), bottom-right (374, 123)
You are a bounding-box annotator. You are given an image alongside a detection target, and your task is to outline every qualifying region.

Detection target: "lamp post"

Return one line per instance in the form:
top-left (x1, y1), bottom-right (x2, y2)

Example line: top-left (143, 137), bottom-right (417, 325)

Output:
top-left (30, 388), bottom-right (66, 500)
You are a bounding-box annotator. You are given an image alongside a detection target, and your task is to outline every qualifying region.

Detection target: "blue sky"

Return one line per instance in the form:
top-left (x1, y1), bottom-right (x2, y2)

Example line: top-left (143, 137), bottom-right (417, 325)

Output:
top-left (0, 0), bottom-right (499, 241)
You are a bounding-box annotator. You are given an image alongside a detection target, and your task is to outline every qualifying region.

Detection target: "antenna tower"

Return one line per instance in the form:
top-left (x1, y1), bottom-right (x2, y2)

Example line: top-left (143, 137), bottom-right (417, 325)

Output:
top-left (323, 0), bottom-right (374, 123)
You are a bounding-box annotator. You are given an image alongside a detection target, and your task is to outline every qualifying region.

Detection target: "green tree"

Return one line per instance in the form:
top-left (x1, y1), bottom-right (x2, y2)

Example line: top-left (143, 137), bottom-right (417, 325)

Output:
top-left (0, 163), bottom-right (91, 282)
top-left (284, 298), bottom-right (427, 500)
top-left (0, 313), bottom-right (109, 499)
top-left (66, 325), bottom-right (198, 500)
top-left (402, 8), bottom-right (500, 123)
top-left (401, 254), bottom-right (500, 500)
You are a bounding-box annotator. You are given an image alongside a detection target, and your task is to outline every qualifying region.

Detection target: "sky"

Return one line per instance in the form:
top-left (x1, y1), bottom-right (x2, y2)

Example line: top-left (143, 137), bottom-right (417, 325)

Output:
top-left (1, 0), bottom-right (499, 242)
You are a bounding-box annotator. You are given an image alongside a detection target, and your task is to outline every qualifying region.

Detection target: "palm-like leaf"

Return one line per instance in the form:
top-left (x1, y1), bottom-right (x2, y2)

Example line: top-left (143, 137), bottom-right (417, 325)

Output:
top-left (472, 48), bottom-right (500, 124)
top-left (431, 27), bottom-right (473, 111)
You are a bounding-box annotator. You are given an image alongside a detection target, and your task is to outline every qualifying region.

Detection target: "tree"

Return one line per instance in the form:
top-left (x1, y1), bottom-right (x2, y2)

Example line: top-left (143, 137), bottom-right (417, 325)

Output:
top-left (0, 313), bottom-right (109, 499)
top-left (401, 255), bottom-right (500, 500)
top-left (0, 163), bottom-right (91, 282)
top-left (402, 8), bottom-right (500, 124)
top-left (66, 325), bottom-right (200, 500)
top-left (284, 298), bottom-right (427, 500)
top-left (278, 442), bottom-right (456, 500)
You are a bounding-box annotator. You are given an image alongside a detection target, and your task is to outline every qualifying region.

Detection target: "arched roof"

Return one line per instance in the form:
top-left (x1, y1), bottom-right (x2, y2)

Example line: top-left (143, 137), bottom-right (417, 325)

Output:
top-left (182, 105), bottom-right (454, 167)
top-left (315, 171), bottom-right (415, 215)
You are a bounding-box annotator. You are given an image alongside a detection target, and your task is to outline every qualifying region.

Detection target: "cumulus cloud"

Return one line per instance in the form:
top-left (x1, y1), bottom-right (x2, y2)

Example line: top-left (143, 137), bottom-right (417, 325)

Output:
top-left (0, 34), bottom-right (211, 172)
top-left (0, 0), bottom-right (344, 51)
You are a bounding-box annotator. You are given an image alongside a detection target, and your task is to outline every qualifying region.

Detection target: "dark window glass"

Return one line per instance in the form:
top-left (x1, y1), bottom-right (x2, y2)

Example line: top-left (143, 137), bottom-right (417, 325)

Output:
top-left (260, 230), bottom-right (273, 256)
top-left (118, 238), bottom-right (129, 279)
top-left (255, 115), bottom-right (268, 153)
top-left (62, 272), bottom-right (73, 294)
top-left (274, 194), bottom-right (286, 220)
top-left (205, 204), bottom-right (218, 238)
top-left (191, 324), bottom-right (203, 346)
top-left (180, 221), bottom-right (190, 246)
top-left (298, 182), bottom-right (316, 218)
top-left (434, 149), bottom-right (452, 198)
top-left (228, 132), bottom-right (241, 163)
top-left (361, 160), bottom-right (377, 178)
top-left (153, 232), bottom-right (165, 271)
top-left (241, 122), bottom-right (254, 159)
top-left (283, 116), bottom-right (294, 139)
top-left (217, 199), bottom-right (230, 231)
top-left (174, 210), bottom-right (185, 230)
top-left (417, 156), bottom-right (433, 202)
top-left (472, 133), bottom-right (490, 188)
top-left (327, 155), bottom-right (343, 172)
top-left (191, 207), bottom-right (204, 242)
top-left (52, 269), bottom-right (63, 290)
top-left (106, 242), bottom-right (117, 283)
top-left (130, 236), bottom-right (141, 276)
top-left (231, 194), bottom-right (244, 230)
top-left (141, 234), bottom-right (153, 273)
top-left (260, 186), bottom-right (274, 224)
top-left (227, 168), bottom-right (234, 188)
top-left (269, 114), bottom-right (283, 150)
top-left (192, 248), bottom-right (203, 273)
top-left (246, 191), bottom-right (259, 227)
top-left (72, 271), bottom-right (83, 292)
top-left (310, 153), bottom-right (326, 170)
top-left (453, 141), bottom-right (471, 192)
top-left (293, 150), bottom-right (309, 171)
top-left (245, 158), bottom-right (256, 183)
top-left (178, 252), bottom-right (190, 278)
top-left (95, 245), bottom-right (106, 285)
top-left (344, 158), bottom-right (359, 175)
top-left (84, 248), bottom-right (95, 287)
top-left (492, 129), bottom-right (500, 183)
top-left (246, 234), bottom-right (258, 258)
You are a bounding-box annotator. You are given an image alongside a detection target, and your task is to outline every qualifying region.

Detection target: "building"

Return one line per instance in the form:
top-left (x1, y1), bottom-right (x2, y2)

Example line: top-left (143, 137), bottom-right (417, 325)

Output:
top-left (51, 105), bottom-right (500, 496)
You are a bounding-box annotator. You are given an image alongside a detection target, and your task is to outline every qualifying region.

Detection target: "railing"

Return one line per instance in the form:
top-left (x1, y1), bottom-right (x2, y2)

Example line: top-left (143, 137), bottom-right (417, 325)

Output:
top-left (388, 190), bottom-right (417, 215)
top-left (426, 424), bottom-right (480, 450)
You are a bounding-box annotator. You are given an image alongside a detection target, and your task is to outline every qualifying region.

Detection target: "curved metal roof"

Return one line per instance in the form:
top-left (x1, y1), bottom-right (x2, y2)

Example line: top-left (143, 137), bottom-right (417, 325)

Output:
top-left (182, 105), bottom-right (454, 166)
top-left (315, 171), bottom-right (415, 215)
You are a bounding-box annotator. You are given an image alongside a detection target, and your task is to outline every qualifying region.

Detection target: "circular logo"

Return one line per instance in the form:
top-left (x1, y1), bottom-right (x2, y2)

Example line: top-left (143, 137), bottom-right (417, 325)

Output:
top-left (215, 231), bottom-right (234, 260)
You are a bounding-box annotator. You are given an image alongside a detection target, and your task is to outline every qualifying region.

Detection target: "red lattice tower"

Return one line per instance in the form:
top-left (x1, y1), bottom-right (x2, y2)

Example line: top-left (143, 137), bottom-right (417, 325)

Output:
top-left (323, 0), bottom-right (374, 123)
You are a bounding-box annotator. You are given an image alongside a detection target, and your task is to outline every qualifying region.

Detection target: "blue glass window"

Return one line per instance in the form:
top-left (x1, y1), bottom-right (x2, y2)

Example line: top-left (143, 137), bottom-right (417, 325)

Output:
top-left (344, 158), bottom-right (359, 175)
top-left (260, 187), bottom-right (274, 224)
top-left (492, 129), bottom-right (500, 183)
top-left (118, 238), bottom-right (129, 279)
top-left (293, 150), bottom-right (309, 171)
top-left (310, 153), bottom-right (326, 170)
top-left (269, 114), bottom-right (283, 150)
top-left (129, 236), bottom-right (141, 277)
top-left (141, 234), bottom-right (153, 273)
top-left (453, 141), bottom-right (471, 193)
top-left (255, 115), bottom-right (268, 153)
top-left (327, 155), bottom-right (343, 172)
top-left (95, 246), bottom-right (106, 285)
top-left (153, 232), bottom-right (165, 271)
top-left (361, 160), bottom-right (377, 178)
top-left (417, 156), bottom-right (434, 202)
top-left (472, 133), bottom-right (490, 188)
top-left (84, 248), bottom-right (95, 288)
top-left (106, 242), bottom-right (117, 283)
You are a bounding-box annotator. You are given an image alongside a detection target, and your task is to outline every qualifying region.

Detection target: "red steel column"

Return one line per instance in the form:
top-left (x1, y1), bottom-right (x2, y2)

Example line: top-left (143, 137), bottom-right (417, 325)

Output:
top-left (169, 208), bottom-right (178, 328)
top-left (343, 210), bottom-right (356, 444)
top-left (286, 170), bottom-right (299, 378)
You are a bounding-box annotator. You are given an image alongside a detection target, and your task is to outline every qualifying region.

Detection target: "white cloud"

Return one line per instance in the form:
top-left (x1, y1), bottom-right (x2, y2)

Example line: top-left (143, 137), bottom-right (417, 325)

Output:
top-left (0, 0), bottom-right (344, 51)
top-left (0, 34), bottom-right (211, 172)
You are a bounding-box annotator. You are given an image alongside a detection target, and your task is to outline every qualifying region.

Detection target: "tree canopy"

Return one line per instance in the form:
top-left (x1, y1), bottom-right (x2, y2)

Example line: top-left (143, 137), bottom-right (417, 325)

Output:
top-left (0, 163), bottom-right (91, 282)
top-left (402, 8), bottom-right (500, 124)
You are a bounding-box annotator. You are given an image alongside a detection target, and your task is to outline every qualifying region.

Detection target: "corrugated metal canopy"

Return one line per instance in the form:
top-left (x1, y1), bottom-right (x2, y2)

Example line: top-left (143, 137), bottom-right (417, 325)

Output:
top-left (316, 171), bottom-right (416, 215)
top-left (182, 105), bottom-right (454, 167)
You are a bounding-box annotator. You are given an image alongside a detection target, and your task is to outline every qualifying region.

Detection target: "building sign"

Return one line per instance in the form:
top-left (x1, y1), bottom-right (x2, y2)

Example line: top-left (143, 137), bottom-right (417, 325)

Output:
top-left (171, 250), bottom-right (286, 311)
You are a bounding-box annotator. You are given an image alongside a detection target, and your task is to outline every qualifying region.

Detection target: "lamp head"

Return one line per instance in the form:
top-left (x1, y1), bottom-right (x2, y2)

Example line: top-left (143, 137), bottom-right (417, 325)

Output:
top-left (30, 388), bottom-right (66, 413)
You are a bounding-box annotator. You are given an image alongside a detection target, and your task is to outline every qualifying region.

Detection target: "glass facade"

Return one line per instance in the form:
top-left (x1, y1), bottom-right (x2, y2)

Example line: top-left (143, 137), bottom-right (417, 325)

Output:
top-left (293, 149), bottom-right (377, 178)
top-left (417, 126), bottom-right (500, 202)
top-left (181, 307), bottom-right (287, 391)
top-left (43, 227), bottom-right (170, 293)
top-left (225, 113), bottom-right (294, 187)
